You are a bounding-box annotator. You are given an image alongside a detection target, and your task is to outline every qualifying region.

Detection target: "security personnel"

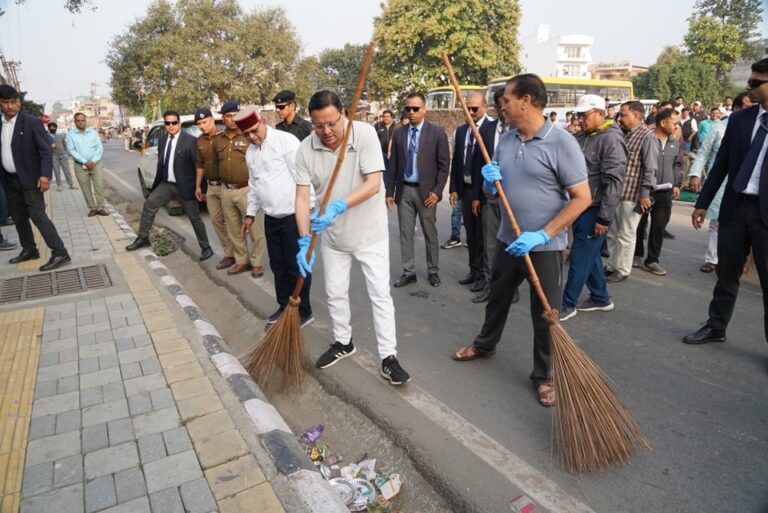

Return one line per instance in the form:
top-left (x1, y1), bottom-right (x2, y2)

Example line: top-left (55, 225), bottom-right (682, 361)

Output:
top-left (194, 107), bottom-right (234, 270)
top-left (273, 90), bottom-right (313, 141)
top-left (213, 100), bottom-right (265, 277)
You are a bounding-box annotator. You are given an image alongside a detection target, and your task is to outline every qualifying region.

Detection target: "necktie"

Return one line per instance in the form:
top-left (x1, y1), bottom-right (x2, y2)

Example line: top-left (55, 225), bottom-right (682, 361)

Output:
top-left (162, 134), bottom-right (174, 182)
top-left (463, 129), bottom-right (475, 182)
top-left (733, 112), bottom-right (768, 193)
top-left (404, 127), bottom-right (417, 179)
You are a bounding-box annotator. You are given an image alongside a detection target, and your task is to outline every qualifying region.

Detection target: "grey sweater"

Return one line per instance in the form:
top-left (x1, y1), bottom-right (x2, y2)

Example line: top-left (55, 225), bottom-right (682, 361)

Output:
top-left (575, 121), bottom-right (627, 224)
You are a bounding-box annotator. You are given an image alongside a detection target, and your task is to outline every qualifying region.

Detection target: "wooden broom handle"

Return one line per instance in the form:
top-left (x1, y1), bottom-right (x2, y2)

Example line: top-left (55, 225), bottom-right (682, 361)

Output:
top-left (291, 42), bottom-right (376, 298)
top-left (440, 52), bottom-right (553, 312)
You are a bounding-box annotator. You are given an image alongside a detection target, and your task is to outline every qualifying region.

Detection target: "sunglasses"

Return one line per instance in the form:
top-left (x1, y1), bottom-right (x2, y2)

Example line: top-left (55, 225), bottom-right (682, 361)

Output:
top-left (275, 104), bottom-right (291, 110)
top-left (404, 106), bottom-right (421, 113)
top-left (468, 106), bottom-right (481, 113)
top-left (747, 78), bottom-right (768, 89)
top-left (164, 121), bottom-right (179, 126)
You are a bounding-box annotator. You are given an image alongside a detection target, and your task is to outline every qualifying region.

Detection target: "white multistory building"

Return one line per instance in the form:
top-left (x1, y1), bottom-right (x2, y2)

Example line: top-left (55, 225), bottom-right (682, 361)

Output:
top-left (520, 25), bottom-right (594, 78)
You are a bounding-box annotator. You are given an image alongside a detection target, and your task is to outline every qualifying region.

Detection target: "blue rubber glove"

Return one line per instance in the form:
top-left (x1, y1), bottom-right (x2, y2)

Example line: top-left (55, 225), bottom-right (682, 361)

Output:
top-left (481, 161), bottom-right (502, 195)
top-left (505, 229), bottom-right (551, 256)
top-left (296, 235), bottom-right (315, 277)
top-left (310, 199), bottom-right (348, 234)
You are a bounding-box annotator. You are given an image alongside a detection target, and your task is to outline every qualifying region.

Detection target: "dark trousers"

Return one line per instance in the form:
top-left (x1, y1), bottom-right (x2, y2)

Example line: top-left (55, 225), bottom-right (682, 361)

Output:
top-left (4, 172), bottom-right (67, 256)
top-left (397, 183), bottom-right (439, 274)
top-left (473, 243), bottom-right (563, 382)
top-left (264, 214), bottom-right (311, 318)
top-left (562, 207), bottom-right (610, 308)
top-left (635, 189), bottom-right (673, 263)
top-left (461, 184), bottom-right (485, 278)
top-left (138, 182), bottom-right (209, 249)
top-left (707, 196), bottom-right (768, 342)
top-left (481, 198), bottom-right (501, 285)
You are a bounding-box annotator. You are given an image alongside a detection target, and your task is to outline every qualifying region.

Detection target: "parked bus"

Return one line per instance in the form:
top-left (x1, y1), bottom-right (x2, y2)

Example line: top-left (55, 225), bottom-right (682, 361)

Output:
top-left (426, 85), bottom-right (488, 110)
top-left (485, 76), bottom-right (634, 108)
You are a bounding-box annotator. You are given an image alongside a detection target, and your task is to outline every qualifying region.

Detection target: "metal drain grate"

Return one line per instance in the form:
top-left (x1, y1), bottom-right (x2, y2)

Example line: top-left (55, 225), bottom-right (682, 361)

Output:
top-left (0, 264), bottom-right (112, 303)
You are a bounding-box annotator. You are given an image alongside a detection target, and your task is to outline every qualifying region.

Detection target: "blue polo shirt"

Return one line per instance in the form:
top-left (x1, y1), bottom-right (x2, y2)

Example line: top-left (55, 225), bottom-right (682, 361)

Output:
top-left (496, 119), bottom-right (587, 251)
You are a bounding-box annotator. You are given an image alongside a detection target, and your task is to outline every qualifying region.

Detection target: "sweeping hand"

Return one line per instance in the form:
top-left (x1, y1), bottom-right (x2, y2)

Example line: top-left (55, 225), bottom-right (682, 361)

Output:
top-left (296, 235), bottom-right (315, 277)
top-left (310, 199), bottom-right (348, 234)
top-left (506, 229), bottom-right (551, 256)
top-left (481, 161), bottom-right (501, 195)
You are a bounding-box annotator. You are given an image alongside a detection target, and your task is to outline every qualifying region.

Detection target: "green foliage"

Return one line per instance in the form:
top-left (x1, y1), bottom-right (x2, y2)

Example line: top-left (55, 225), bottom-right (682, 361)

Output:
top-left (693, 0), bottom-right (764, 42)
top-left (291, 56), bottom-right (321, 110)
top-left (684, 16), bottom-right (746, 79)
top-left (313, 44), bottom-right (368, 107)
top-left (633, 57), bottom-right (724, 105)
top-left (371, 0), bottom-right (521, 104)
top-left (18, 91), bottom-right (44, 117)
top-left (107, 0), bottom-right (301, 116)
top-left (656, 45), bottom-right (684, 66)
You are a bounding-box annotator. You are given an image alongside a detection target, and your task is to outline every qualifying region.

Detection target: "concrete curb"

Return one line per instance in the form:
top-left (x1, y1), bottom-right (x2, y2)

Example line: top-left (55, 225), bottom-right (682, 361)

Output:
top-left (105, 204), bottom-right (348, 513)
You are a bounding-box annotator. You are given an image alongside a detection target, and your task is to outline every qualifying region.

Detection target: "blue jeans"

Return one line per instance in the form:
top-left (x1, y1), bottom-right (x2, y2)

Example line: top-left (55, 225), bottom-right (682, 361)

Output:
top-left (562, 207), bottom-right (610, 308)
top-left (450, 199), bottom-right (462, 239)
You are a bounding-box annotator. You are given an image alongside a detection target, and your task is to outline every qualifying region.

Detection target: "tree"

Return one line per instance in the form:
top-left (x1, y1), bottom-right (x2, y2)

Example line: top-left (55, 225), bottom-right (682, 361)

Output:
top-left (371, 0), bottom-right (521, 103)
top-left (693, 0), bottom-right (764, 42)
top-left (14, 0), bottom-right (96, 12)
top-left (313, 44), bottom-right (367, 107)
top-left (19, 91), bottom-right (44, 117)
top-left (656, 45), bottom-right (684, 66)
top-left (51, 101), bottom-right (67, 116)
top-left (683, 16), bottom-right (747, 80)
top-left (107, 0), bottom-right (302, 116)
top-left (290, 56), bottom-right (321, 110)
top-left (633, 57), bottom-right (724, 106)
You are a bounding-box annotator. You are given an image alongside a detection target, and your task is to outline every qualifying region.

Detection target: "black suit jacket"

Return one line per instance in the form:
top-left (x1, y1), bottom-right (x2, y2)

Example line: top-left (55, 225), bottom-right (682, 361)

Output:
top-left (0, 111), bottom-right (53, 189)
top-left (153, 131), bottom-right (197, 201)
top-left (386, 120), bottom-right (450, 204)
top-left (450, 118), bottom-right (491, 200)
top-left (696, 105), bottom-right (768, 225)
top-left (469, 119), bottom-right (504, 203)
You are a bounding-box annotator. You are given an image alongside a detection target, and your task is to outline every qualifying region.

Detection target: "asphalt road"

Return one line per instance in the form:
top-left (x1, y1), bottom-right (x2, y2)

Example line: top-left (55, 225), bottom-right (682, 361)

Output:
top-left (101, 140), bottom-right (768, 513)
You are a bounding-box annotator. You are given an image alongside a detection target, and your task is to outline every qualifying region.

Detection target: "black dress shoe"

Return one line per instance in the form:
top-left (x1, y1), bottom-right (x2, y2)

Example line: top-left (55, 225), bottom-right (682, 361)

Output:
top-left (199, 247), bottom-right (214, 261)
top-left (39, 254), bottom-right (71, 272)
top-left (472, 289), bottom-right (490, 303)
top-left (9, 249), bottom-right (40, 264)
top-left (470, 279), bottom-right (486, 292)
top-left (663, 229), bottom-right (675, 240)
top-left (428, 273), bottom-right (441, 287)
top-left (126, 237), bottom-right (151, 251)
top-left (458, 273), bottom-right (476, 285)
top-left (683, 325), bottom-right (726, 344)
top-left (393, 273), bottom-right (417, 288)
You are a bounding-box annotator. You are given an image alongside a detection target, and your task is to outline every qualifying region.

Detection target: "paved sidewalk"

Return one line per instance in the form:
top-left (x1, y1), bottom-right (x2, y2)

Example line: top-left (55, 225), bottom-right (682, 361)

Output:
top-left (0, 187), bottom-right (342, 513)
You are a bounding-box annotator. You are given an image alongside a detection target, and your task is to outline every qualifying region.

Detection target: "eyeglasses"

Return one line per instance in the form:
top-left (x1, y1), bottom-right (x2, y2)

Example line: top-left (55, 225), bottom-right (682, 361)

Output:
top-left (164, 121), bottom-right (179, 126)
top-left (312, 115), bottom-right (343, 131)
top-left (468, 106), bottom-right (481, 113)
top-left (404, 106), bottom-right (421, 113)
top-left (747, 78), bottom-right (768, 89)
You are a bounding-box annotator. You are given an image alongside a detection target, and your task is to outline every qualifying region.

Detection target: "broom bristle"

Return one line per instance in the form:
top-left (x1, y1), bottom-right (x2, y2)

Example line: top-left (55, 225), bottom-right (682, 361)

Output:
top-left (246, 297), bottom-right (304, 390)
top-left (544, 310), bottom-right (651, 473)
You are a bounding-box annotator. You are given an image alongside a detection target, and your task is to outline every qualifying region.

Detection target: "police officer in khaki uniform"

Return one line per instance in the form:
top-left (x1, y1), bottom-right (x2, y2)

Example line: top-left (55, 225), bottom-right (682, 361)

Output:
top-left (213, 100), bottom-right (265, 277)
top-left (194, 107), bottom-right (234, 270)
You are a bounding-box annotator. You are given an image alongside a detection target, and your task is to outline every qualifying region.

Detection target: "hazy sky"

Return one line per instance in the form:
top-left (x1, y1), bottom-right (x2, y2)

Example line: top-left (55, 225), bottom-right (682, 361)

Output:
top-left (0, 0), bottom-right (765, 110)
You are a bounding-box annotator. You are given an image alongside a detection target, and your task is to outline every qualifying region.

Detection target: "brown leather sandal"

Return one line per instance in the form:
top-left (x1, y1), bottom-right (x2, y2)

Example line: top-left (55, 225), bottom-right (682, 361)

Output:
top-left (536, 381), bottom-right (556, 407)
top-left (700, 263), bottom-right (716, 273)
top-left (452, 345), bottom-right (478, 361)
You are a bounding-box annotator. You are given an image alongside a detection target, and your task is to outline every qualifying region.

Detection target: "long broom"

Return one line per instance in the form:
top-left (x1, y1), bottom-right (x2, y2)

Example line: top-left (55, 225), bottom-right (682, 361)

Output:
top-left (441, 52), bottom-right (651, 473)
top-left (246, 42), bottom-right (376, 390)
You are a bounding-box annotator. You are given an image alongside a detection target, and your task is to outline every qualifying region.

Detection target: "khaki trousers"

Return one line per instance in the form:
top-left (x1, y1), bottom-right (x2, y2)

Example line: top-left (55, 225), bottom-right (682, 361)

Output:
top-left (606, 200), bottom-right (642, 276)
top-left (221, 186), bottom-right (264, 266)
top-left (75, 161), bottom-right (104, 209)
top-left (206, 184), bottom-right (233, 258)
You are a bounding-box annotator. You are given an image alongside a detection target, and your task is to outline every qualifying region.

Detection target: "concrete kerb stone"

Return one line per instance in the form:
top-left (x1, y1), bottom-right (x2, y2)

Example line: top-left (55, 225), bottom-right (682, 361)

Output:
top-left (104, 204), bottom-right (346, 513)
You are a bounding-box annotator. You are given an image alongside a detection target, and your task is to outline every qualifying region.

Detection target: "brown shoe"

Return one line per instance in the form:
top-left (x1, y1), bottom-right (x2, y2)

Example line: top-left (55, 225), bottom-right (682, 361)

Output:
top-left (87, 209), bottom-right (97, 217)
top-left (251, 266), bottom-right (264, 278)
top-left (227, 263), bottom-right (251, 275)
top-left (95, 208), bottom-right (109, 216)
top-left (216, 257), bottom-right (235, 270)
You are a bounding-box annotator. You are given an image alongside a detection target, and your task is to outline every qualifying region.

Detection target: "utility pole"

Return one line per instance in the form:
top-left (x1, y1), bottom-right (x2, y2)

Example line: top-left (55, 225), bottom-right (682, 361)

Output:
top-left (0, 55), bottom-right (22, 90)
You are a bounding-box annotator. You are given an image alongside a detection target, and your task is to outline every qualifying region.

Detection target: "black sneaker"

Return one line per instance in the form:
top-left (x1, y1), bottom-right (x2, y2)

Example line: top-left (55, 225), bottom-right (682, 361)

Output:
top-left (300, 314), bottom-right (314, 328)
top-left (316, 340), bottom-right (356, 369)
top-left (266, 307), bottom-right (284, 325)
top-left (381, 355), bottom-right (410, 385)
top-left (440, 236), bottom-right (462, 249)
top-left (559, 305), bottom-right (577, 321)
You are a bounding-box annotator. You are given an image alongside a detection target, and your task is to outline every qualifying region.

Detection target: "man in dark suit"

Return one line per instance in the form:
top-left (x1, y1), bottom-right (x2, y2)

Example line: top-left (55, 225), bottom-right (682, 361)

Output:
top-left (684, 57), bottom-right (768, 345)
top-left (126, 110), bottom-right (213, 261)
top-left (0, 85), bottom-right (70, 271)
top-left (386, 92), bottom-right (450, 287)
top-left (470, 89), bottom-right (520, 304)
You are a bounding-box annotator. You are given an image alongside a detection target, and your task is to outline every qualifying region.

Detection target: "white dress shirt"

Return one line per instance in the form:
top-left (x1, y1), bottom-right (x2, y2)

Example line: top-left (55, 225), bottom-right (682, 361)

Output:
top-left (494, 120), bottom-right (509, 153)
top-left (1, 115), bottom-right (18, 173)
top-left (165, 134), bottom-right (179, 183)
top-left (744, 105), bottom-right (768, 195)
top-left (246, 126), bottom-right (314, 218)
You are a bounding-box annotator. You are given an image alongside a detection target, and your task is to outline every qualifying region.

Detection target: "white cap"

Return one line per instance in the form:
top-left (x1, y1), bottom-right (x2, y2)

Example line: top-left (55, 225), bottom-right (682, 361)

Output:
top-left (574, 94), bottom-right (606, 113)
